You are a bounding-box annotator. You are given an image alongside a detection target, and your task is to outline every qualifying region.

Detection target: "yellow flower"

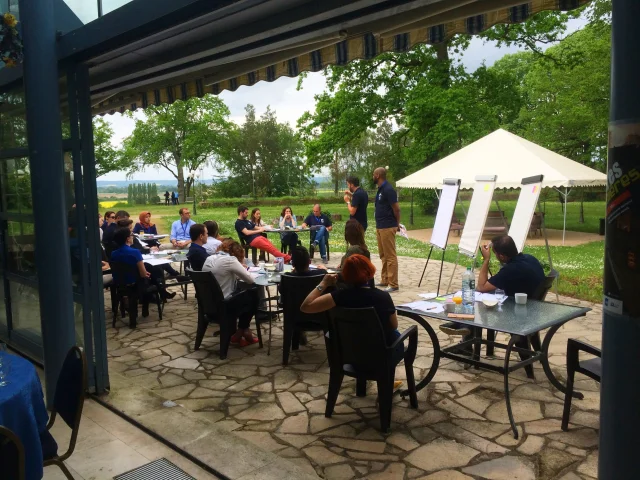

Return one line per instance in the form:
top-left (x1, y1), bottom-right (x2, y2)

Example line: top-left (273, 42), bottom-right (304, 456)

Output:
top-left (3, 13), bottom-right (17, 28)
top-left (2, 57), bottom-right (15, 68)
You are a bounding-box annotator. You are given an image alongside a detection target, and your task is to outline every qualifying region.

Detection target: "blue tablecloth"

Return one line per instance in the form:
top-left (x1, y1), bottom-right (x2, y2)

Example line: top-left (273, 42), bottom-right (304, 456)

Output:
top-left (0, 354), bottom-right (50, 480)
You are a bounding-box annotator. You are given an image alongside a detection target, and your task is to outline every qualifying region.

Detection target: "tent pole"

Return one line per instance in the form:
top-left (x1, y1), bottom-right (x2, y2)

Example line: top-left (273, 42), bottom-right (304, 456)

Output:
top-left (538, 201), bottom-right (558, 302)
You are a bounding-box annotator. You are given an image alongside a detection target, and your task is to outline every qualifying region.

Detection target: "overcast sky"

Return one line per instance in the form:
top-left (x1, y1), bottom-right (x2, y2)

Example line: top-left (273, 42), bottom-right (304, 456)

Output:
top-left (100, 17), bottom-right (586, 181)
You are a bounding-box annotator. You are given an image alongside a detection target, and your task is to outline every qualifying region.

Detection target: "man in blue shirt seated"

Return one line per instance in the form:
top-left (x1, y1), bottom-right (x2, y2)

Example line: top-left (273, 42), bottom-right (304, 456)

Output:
top-left (302, 204), bottom-right (333, 263)
top-left (186, 224), bottom-right (210, 271)
top-left (476, 235), bottom-right (545, 296)
top-left (169, 208), bottom-right (196, 250)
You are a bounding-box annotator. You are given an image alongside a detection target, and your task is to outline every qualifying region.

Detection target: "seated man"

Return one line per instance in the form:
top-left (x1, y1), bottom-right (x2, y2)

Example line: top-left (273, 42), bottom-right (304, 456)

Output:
top-left (235, 205), bottom-right (291, 263)
top-left (476, 235), bottom-right (545, 296)
top-left (169, 208), bottom-right (196, 250)
top-left (186, 224), bottom-right (210, 271)
top-left (302, 204), bottom-right (333, 263)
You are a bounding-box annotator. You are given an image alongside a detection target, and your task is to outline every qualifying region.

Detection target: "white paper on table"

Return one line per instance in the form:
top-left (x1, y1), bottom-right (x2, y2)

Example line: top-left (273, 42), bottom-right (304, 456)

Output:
top-left (248, 267), bottom-right (261, 273)
top-left (418, 293), bottom-right (438, 300)
top-left (399, 301), bottom-right (445, 314)
top-left (142, 254), bottom-right (154, 260)
top-left (144, 258), bottom-right (173, 266)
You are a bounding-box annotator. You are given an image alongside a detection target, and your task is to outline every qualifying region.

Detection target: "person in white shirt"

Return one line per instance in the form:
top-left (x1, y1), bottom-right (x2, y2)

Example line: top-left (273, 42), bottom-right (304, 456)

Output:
top-left (203, 220), bottom-right (222, 255)
top-left (279, 206), bottom-right (299, 254)
top-left (202, 239), bottom-right (259, 347)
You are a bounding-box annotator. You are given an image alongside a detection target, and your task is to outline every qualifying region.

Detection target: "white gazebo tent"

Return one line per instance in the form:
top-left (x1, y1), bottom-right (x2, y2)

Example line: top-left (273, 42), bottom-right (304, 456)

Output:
top-left (397, 129), bottom-right (608, 244)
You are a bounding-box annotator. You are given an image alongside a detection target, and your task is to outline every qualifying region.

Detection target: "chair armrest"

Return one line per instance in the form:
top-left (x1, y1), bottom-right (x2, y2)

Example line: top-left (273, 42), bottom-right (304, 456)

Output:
top-left (568, 338), bottom-right (601, 358)
top-left (389, 325), bottom-right (418, 350)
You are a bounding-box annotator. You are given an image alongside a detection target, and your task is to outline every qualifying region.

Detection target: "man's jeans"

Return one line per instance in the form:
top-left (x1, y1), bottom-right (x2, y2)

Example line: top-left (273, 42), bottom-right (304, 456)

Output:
top-left (312, 226), bottom-right (329, 258)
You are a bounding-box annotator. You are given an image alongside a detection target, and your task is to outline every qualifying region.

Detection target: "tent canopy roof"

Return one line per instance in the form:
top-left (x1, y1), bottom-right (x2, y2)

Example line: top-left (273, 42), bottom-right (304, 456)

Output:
top-left (396, 129), bottom-right (608, 190)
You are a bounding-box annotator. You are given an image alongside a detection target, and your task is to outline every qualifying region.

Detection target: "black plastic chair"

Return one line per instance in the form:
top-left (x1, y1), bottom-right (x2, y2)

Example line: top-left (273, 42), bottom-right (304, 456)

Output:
top-left (189, 270), bottom-right (260, 359)
top-left (280, 273), bottom-right (327, 365)
top-left (326, 307), bottom-right (418, 432)
top-left (239, 236), bottom-right (259, 266)
top-left (109, 261), bottom-right (163, 328)
top-left (0, 425), bottom-right (25, 480)
top-left (562, 339), bottom-right (601, 431)
top-left (43, 346), bottom-right (87, 480)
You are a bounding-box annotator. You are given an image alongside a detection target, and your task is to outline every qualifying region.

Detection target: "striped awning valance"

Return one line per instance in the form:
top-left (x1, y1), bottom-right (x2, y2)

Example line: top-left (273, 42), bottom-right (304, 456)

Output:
top-left (93, 0), bottom-right (590, 116)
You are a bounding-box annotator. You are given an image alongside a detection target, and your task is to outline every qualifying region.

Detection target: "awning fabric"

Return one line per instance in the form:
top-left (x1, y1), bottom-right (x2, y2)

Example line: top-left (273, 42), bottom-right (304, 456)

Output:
top-left (396, 129), bottom-right (608, 190)
top-left (93, 0), bottom-right (590, 116)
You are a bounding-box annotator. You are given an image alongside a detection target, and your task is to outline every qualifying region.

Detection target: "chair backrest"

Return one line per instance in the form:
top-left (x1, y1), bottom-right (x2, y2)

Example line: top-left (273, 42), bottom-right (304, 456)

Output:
top-left (0, 426), bottom-right (25, 480)
top-left (328, 307), bottom-right (390, 371)
top-left (532, 269), bottom-right (559, 301)
top-left (280, 274), bottom-right (327, 328)
top-left (189, 270), bottom-right (226, 316)
top-left (52, 346), bottom-right (87, 457)
top-left (109, 260), bottom-right (141, 287)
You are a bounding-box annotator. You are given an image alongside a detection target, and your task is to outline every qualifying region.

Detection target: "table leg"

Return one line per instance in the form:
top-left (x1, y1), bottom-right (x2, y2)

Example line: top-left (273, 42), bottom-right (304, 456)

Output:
top-left (504, 335), bottom-right (519, 439)
top-left (397, 311), bottom-right (441, 397)
top-left (541, 324), bottom-right (584, 400)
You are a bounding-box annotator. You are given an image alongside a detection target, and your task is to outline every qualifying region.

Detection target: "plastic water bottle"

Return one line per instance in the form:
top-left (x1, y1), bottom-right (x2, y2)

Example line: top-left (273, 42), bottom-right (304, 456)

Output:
top-left (462, 267), bottom-right (475, 312)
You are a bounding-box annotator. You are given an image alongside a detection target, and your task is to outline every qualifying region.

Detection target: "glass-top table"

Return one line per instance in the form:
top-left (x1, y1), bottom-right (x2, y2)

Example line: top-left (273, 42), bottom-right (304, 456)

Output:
top-left (397, 298), bottom-right (590, 438)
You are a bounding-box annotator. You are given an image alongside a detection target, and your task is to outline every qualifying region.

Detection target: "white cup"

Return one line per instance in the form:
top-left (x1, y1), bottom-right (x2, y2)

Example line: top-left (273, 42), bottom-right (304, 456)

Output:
top-left (515, 293), bottom-right (528, 305)
top-left (258, 261), bottom-right (266, 270)
top-left (444, 302), bottom-right (456, 313)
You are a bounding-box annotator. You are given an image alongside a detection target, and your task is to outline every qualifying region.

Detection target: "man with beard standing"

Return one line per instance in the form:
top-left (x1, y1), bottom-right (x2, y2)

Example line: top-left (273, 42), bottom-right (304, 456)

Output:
top-left (344, 175), bottom-right (368, 231)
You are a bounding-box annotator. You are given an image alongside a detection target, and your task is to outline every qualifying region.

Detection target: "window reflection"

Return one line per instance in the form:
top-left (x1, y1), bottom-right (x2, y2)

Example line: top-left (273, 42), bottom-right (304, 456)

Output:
top-left (9, 281), bottom-right (42, 345)
top-left (1, 158), bottom-right (32, 214)
top-left (6, 220), bottom-right (36, 278)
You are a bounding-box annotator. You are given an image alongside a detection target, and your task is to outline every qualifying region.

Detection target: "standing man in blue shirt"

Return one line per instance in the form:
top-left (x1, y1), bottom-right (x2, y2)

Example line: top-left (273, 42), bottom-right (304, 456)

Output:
top-left (302, 204), bottom-right (333, 263)
top-left (344, 175), bottom-right (368, 231)
top-left (373, 167), bottom-right (400, 292)
top-left (169, 208), bottom-right (196, 250)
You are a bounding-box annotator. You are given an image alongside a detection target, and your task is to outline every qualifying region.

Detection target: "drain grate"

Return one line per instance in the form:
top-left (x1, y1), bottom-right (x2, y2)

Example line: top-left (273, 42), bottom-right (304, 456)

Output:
top-left (114, 458), bottom-right (197, 480)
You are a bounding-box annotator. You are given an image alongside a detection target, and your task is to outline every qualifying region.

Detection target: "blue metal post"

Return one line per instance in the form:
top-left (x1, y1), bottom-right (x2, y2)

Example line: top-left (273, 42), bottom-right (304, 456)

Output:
top-left (19, 0), bottom-right (76, 405)
top-left (599, 1), bottom-right (640, 478)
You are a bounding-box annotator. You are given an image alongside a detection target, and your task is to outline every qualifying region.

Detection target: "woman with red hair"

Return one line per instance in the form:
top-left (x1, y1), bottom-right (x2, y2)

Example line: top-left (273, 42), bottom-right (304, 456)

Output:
top-left (301, 254), bottom-right (399, 346)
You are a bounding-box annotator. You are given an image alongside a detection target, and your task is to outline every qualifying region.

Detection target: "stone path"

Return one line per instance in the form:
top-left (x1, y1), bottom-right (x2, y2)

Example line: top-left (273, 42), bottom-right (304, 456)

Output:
top-left (104, 254), bottom-right (601, 480)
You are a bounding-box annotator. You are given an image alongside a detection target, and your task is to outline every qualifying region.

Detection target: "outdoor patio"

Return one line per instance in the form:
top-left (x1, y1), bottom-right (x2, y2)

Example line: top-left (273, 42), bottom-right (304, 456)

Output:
top-left (101, 254), bottom-right (601, 480)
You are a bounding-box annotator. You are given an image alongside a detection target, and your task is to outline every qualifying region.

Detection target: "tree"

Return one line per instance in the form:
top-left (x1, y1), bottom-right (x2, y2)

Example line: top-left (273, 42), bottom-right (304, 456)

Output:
top-left (127, 184), bottom-right (133, 205)
top-left (93, 118), bottom-right (126, 178)
top-left (218, 105), bottom-right (305, 197)
top-left (120, 96), bottom-right (232, 198)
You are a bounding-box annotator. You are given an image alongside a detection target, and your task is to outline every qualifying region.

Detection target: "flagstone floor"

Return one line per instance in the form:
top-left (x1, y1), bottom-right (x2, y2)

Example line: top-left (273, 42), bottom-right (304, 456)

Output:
top-left (104, 254), bottom-right (601, 480)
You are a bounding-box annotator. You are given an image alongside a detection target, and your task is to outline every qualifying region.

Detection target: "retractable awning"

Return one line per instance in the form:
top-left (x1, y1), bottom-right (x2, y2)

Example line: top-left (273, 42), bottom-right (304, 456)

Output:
top-left (79, 0), bottom-right (590, 116)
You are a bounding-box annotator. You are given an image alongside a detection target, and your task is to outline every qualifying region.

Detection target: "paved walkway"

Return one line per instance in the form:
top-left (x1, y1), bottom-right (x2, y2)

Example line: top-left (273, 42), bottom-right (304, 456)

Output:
top-left (103, 254), bottom-right (601, 480)
top-left (407, 228), bottom-right (603, 247)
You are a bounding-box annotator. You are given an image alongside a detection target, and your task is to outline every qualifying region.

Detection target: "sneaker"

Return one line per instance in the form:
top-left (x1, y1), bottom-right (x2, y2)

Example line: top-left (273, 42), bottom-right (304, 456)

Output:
top-left (384, 287), bottom-right (399, 293)
top-left (321, 256), bottom-right (328, 264)
top-left (375, 282), bottom-right (388, 287)
top-left (439, 324), bottom-right (471, 336)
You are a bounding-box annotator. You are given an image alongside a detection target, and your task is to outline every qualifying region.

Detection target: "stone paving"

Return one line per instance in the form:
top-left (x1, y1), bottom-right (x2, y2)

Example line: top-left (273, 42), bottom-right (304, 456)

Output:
top-left (104, 254), bottom-right (602, 480)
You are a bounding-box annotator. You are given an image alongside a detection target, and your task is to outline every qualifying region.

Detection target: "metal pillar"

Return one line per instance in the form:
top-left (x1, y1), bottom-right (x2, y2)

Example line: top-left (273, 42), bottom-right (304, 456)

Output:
top-left (20, 0), bottom-right (76, 406)
top-left (599, 1), bottom-right (640, 478)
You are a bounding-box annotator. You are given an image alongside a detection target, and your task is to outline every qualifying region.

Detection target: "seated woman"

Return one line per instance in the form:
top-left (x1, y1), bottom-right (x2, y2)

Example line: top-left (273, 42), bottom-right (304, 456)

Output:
top-left (251, 208), bottom-right (269, 262)
top-left (301, 254), bottom-right (403, 363)
top-left (102, 210), bottom-right (115, 231)
top-left (204, 220), bottom-right (222, 255)
top-left (202, 239), bottom-right (260, 347)
top-left (279, 206), bottom-right (299, 254)
top-left (290, 246), bottom-right (326, 276)
top-left (341, 219), bottom-right (370, 265)
top-left (133, 211), bottom-right (161, 248)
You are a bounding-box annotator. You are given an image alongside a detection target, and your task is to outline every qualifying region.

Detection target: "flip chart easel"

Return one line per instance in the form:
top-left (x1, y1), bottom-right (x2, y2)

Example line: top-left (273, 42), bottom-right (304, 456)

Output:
top-left (446, 175), bottom-right (497, 294)
top-left (509, 174), bottom-right (558, 301)
top-left (418, 178), bottom-right (460, 294)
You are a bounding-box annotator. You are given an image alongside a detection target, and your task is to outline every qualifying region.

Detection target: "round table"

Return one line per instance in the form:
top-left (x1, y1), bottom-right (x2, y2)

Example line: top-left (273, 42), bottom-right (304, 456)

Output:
top-left (0, 354), bottom-right (51, 480)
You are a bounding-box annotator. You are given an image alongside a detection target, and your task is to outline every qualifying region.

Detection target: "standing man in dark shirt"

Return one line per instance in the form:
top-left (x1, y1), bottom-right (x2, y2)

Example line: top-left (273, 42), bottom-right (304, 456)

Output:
top-left (186, 224), bottom-right (210, 271)
top-left (302, 204), bottom-right (333, 263)
top-left (235, 206), bottom-right (292, 262)
top-left (344, 175), bottom-right (368, 231)
top-left (476, 235), bottom-right (545, 296)
top-left (373, 167), bottom-right (400, 292)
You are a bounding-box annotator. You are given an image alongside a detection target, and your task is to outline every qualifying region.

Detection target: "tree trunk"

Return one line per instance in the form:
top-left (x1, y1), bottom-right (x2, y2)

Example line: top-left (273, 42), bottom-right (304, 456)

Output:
top-left (579, 191), bottom-right (585, 224)
top-left (333, 152), bottom-right (340, 194)
top-left (177, 167), bottom-right (185, 201)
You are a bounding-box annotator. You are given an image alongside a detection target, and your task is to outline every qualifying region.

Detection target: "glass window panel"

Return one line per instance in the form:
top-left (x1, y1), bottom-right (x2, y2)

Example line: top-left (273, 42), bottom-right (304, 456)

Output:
top-left (73, 301), bottom-right (84, 348)
top-left (102, 0), bottom-right (134, 15)
top-left (6, 220), bottom-right (36, 278)
top-left (1, 158), bottom-right (32, 215)
top-left (0, 83), bottom-right (27, 150)
top-left (9, 281), bottom-right (41, 346)
top-left (63, 0), bottom-right (98, 24)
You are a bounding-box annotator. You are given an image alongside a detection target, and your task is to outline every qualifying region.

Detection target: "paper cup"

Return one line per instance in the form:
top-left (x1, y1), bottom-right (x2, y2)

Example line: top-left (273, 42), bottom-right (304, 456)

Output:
top-left (515, 293), bottom-right (528, 305)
